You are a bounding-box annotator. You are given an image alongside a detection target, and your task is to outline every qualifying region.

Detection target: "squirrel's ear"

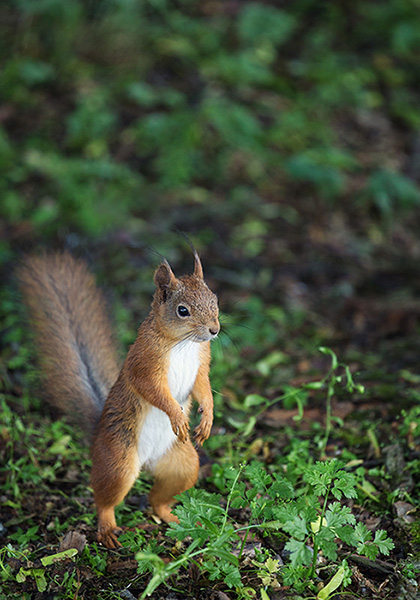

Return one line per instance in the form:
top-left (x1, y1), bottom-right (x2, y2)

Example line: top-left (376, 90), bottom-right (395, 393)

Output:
top-left (154, 262), bottom-right (177, 294)
top-left (193, 250), bottom-right (204, 279)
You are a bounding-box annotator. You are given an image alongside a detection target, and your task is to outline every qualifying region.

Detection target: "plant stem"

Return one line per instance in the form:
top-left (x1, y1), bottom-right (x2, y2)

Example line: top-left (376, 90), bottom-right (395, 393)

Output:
top-left (237, 529), bottom-right (250, 561)
top-left (321, 378), bottom-right (335, 456)
top-left (308, 480), bottom-right (332, 580)
top-left (221, 464), bottom-right (244, 535)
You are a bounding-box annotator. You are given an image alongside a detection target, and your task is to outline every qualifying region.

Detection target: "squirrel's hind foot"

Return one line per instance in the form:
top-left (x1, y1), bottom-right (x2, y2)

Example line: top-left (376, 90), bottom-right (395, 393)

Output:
top-left (97, 526), bottom-right (123, 549)
top-left (151, 503), bottom-right (180, 524)
top-left (97, 506), bottom-right (123, 549)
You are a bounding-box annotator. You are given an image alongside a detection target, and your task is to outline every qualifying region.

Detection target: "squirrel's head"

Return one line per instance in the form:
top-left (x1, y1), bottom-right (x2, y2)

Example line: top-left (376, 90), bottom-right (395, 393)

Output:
top-left (153, 252), bottom-right (219, 343)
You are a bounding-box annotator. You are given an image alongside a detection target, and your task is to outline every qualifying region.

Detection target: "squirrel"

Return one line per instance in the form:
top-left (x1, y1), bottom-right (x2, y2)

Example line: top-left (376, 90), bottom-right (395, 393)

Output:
top-left (18, 250), bottom-right (220, 549)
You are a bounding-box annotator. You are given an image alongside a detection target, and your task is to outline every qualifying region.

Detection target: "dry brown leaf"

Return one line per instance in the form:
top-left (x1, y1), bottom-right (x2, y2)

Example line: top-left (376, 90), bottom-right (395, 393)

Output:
top-left (58, 531), bottom-right (87, 554)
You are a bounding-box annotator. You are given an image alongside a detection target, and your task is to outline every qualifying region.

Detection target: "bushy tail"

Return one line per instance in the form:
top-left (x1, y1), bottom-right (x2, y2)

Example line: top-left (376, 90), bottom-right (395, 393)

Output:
top-left (18, 252), bottom-right (120, 437)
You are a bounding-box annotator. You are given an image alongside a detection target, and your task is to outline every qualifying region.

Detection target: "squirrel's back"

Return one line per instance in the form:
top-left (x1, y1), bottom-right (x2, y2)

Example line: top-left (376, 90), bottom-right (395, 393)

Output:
top-left (18, 252), bottom-right (120, 436)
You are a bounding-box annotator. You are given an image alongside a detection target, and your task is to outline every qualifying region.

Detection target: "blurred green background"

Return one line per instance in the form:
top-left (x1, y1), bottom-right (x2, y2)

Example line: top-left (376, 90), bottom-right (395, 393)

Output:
top-left (2, 0), bottom-right (420, 362)
top-left (2, 1), bottom-right (420, 237)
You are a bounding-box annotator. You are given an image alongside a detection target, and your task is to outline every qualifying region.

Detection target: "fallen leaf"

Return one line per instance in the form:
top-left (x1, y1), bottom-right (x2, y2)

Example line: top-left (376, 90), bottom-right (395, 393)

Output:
top-left (393, 500), bottom-right (416, 524)
top-left (59, 531), bottom-right (87, 554)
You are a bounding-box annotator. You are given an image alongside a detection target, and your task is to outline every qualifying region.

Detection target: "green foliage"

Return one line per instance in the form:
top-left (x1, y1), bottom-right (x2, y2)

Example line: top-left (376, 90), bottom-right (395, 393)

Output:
top-left (304, 347), bottom-right (365, 454)
top-left (0, 303), bottom-right (406, 598)
top-left (237, 4), bottom-right (297, 47)
top-left (0, 545), bottom-right (78, 594)
top-left (317, 562), bottom-right (352, 600)
top-left (364, 169), bottom-right (420, 222)
top-left (274, 459), bottom-right (393, 590)
top-left (134, 458), bottom-right (393, 596)
top-left (1, 0), bottom-right (420, 235)
top-left (0, 394), bottom-right (88, 501)
top-left (134, 473), bottom-right (244, 596)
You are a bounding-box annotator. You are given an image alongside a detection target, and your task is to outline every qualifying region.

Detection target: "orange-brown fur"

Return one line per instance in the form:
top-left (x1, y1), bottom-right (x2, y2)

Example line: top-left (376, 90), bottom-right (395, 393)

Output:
top-left (18, 253), bottom-right (120, 432)
top-left (18, 251), bottom-right (219, 548)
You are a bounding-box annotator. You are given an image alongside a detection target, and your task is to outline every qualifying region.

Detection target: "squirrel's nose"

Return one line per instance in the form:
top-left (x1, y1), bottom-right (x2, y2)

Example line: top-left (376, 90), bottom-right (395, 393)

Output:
top-left (209, 325), bottom-right (220, 337)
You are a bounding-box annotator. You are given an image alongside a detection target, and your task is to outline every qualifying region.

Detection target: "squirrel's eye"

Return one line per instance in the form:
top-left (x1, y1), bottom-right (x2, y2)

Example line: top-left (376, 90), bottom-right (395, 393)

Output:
top-left (177, 305), bottom-right (190, 317)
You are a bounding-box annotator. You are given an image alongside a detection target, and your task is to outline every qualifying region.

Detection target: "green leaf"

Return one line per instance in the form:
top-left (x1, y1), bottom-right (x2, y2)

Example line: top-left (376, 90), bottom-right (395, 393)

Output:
top-left (336, 525), bottom-right (357, 546)
top-left (280, 515), bottom-right (308, 541)
top-left (365, 169), bottom-right (420, 215)
top-left (282, 386), bottom-right (308, 410)
top-left (305, 460), bottom-right (358, 500)
top-left (244, 393), bottom-right (268, 408)
top-left (285, 156), bottom-right (345, 198)
top-left (17, 59), bottom-right (54, 86)
top-left (285, 539), bottom-right (313, 567)
top-left (373, 530), bottom-right (395, 556)
top-left (317, 537), bottom-right (338, 561)
top-left (126, 82), bottom-right (159, 107)
top-left (33, 569), bottom-right (47, 593)
top-left (242, 415), bottom-right (258, 437)
top-left (16, 568), bottom-right (27, 583)
top-left (207, 545), bottom-right (239, 567)
top-left (135, 552), bottom-right (165, 566)
top-left (264, 557), bottom-right (281, 574)
top-left (245, 462), bottom-right (273, 490)
top-left (304, 460), bottom-right (337, 495)
top-left (48, 435), bottom-right (72, 455)
top-left (353, 523), bottom-right (388, 560)
top-left (204, 98), bottom-right (262, 150)
top-left (304, 381), bottom-right (324, 390)
top-left (359, 543), bottom-right (379, 561)
top-left (317, 565), bottom-right (345, 600)
top-left (256, 351), bottom-right (288, 376)
top-left (259, 520), bottom-right (283, 531)
top-left (16, 567), bottom-right (47, 593)
top-left (354, 522), bottom-right (372, 545)
top-left (331, 471), bottom-right (358, 500)
top-left (41, 548), bottom-right (78, 566)
top-left (238, 4), bottom-right (297, 46)
top-left (325, 502), bottom-right (356, 529)
top-left (222, 562), bottom-right (242, 588)
top-left (270, 475), bottom-right (295, 500)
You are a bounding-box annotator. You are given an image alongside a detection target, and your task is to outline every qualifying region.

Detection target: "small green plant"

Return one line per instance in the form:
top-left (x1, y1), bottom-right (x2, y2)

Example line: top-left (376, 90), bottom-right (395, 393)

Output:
top-left (0, 544), bottom-right (78, 593)
top-left (136, 483), bottom-right (243, 597)
top-left (212, 347), bottom-right (364, 459)
top-left (303, 347), bottom-right (365, 454)
top-left (135, 459), bottom-right (394, 597)
top-left (364, 168), bottom-right (420, 224)
top-left (275, 459), bottom-right (394, 592)
top-left (8, 525), bottom-right (40, 545)
top-left (81, 543), bottom-right (108, 575)
top-left (401, 557), bottom-right (420, 580)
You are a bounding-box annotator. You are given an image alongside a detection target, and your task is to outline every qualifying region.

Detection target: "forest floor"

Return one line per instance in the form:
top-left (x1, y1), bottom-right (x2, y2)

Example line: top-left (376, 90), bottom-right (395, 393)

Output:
top-left (2, 198), bottom-right (420, 599)
top-left (2, 1), bottom-right (420, 598)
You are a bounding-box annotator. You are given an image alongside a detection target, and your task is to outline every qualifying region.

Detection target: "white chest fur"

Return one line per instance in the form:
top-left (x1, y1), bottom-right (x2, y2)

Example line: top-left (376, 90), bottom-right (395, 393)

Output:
top-left (138, 340), bottom-right (200, 470)
top-left (167, 339), bottom-right (200, 403)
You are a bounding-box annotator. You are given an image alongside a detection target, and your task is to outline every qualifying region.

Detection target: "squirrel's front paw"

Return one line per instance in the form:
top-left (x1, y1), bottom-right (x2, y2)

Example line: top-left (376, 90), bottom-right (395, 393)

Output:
top-left (170, 410), bottom-right (189, 443)
top-left (194, 415), bottom-right (213, 446)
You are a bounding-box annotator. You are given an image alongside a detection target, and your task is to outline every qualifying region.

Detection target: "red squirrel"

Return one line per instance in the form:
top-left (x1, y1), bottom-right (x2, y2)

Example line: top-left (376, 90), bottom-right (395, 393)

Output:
top-left (18, 250), bottom-right (219, 548)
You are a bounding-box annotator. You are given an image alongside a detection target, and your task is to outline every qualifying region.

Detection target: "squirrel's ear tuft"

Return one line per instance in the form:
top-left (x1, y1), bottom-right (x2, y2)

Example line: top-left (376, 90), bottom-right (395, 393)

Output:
top-left (193, 251), bottom-right (204, 279)
top-left (154, 262), bottom-right (177, 295)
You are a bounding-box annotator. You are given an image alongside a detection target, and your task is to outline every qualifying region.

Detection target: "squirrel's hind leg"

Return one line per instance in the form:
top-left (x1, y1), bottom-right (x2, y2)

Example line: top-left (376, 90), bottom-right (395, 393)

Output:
top-left (149, 439), bottom-right (199, 523)
top-left (91, 443), bottom-right (140, 548)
